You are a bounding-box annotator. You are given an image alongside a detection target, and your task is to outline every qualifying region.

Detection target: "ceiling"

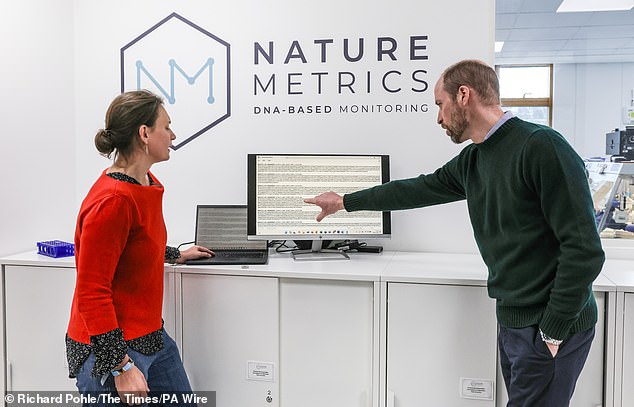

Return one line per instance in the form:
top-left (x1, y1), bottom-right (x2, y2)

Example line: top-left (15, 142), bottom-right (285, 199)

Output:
top-left (495, 0), bottom-right (634, 64)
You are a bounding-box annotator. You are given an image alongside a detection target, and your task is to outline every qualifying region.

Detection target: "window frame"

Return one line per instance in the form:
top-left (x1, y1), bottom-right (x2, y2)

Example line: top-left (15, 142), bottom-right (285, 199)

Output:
top-left (495, 64), bottom-right (553, 126)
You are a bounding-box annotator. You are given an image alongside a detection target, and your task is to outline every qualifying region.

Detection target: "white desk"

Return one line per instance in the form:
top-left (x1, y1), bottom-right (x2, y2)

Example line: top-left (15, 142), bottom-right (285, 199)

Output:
top-left (0, 250), bottom-right (623, 407)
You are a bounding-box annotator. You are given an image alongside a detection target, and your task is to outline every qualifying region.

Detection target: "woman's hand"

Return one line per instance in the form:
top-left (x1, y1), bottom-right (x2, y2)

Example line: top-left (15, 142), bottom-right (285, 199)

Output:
top-left (113, 360), bottom-right (150, 405)
top-left (175, 245), bottom-right (214, 264)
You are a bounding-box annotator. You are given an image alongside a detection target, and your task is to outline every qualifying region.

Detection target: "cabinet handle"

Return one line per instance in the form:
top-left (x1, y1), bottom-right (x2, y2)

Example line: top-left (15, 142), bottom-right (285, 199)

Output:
top-left (387, 389), bottom-right (394, 407)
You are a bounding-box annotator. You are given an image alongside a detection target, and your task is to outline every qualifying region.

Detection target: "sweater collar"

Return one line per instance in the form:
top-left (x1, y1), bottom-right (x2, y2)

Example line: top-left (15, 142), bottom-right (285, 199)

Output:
top-left (101, 168), bottom-right (163, 189)
top-left (475, 116), bottom-right (521, 148)
top-left (484, 111), bottom-right (514, 141)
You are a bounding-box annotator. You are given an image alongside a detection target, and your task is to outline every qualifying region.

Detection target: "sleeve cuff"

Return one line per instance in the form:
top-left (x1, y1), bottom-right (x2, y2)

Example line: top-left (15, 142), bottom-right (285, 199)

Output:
top-left (165, 246), bottom-right (181, 263)
top-left (539, 309), bottom-right (573, 341)
top-left (343, 193), bottom-right (361, 212)
top-left (89, 328), bottom-right (127, 377)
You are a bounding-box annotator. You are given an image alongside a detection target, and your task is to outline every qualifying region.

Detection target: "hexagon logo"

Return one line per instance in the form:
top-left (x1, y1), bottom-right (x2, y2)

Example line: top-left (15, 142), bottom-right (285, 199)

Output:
top-left (121, 12), bottom-right (230, 150)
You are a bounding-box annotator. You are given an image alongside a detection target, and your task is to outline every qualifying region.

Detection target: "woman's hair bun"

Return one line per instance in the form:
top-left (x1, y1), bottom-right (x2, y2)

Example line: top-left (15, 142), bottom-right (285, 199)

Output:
top-left (94, 128), bottom-right (115, 157)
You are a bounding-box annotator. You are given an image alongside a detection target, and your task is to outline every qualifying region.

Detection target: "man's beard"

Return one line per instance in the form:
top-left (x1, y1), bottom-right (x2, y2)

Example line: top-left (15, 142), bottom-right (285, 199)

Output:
top-left (447, 105), bottom-right (468, 144)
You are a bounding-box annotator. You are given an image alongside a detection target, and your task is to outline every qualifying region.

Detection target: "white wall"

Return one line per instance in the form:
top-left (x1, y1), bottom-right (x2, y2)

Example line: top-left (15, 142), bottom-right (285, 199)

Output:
top-left (553, 62), bottom-right (634, 158)
top-left (73, 0), bottom-right (494, 254)
top-left (5, 1), bottom-right (627, 259)
top-left (0, 0), bottom-right (75, 256)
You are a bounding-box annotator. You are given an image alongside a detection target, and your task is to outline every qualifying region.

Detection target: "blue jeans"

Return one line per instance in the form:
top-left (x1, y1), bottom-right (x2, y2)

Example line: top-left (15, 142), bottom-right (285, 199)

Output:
top-left (75, 330), bottom-right (195, 406)
top-left (498, 325), bottom-right (595, 407)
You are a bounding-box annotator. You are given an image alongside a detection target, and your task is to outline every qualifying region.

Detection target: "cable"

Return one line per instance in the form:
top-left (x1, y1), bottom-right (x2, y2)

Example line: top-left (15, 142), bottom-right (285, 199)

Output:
top-left (177, 241), bottom-right (195, 250)
top-left (333, 239), bottom-right (382, 253)
top-left (333, 240), bottom-right (366, 251)
top-left (272, 240), bottom-right (301, 253)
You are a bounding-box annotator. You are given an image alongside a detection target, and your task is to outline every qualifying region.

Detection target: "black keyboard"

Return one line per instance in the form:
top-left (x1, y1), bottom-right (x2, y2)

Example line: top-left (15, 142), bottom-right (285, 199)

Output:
top-left (217, 251), bottom-right (265, 258)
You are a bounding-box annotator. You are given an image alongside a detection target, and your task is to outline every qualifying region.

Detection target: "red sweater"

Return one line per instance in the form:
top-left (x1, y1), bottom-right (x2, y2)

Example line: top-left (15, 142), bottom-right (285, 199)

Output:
top-left (67, 170), bottom-right (166, 344)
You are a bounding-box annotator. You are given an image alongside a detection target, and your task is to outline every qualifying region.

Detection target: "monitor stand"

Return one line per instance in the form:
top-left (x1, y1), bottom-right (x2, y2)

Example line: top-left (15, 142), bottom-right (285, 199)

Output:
top-left (291, 239), bottom-right (350, 261)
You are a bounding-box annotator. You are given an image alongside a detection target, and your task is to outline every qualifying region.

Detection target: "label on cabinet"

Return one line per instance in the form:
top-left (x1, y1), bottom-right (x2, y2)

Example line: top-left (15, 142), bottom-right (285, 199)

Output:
top-left (459, 377), bottom-right (493, 400)
top-left (246, 361), bottom-right (275, 382)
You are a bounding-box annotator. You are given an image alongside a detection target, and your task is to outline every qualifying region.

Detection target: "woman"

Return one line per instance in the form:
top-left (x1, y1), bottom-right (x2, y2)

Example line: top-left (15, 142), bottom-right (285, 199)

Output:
top-left (66, 90), bottom-right (212, 405)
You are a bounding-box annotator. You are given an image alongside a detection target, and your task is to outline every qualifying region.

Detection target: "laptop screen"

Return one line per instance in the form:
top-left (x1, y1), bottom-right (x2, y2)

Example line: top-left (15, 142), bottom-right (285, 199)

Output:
top-left (195, 205), bottom-right (267, 251)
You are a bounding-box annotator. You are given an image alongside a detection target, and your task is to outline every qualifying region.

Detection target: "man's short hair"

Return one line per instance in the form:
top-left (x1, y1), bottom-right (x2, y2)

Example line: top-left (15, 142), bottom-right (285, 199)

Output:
top-left (442, 60), bottom-right (500, 106)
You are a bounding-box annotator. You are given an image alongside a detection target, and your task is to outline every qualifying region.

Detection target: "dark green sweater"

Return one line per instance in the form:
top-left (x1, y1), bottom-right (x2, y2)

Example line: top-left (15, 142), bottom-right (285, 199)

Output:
top-left (345, 117), bottom-right (605, 340)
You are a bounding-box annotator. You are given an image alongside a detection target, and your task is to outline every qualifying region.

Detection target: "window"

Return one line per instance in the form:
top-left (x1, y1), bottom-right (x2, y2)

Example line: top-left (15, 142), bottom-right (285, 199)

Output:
top-left (495, 64), bottom-right (553, 126)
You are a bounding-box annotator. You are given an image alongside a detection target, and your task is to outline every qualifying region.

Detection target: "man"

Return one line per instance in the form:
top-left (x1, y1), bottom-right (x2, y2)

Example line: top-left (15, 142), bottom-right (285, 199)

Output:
top-left (304, 60), bottom-right (605, 407)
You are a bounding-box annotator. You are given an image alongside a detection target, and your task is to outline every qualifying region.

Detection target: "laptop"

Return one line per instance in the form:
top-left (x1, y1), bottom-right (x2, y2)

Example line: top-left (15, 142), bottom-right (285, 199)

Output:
top-left (185, 205), bottom-right (269, 265)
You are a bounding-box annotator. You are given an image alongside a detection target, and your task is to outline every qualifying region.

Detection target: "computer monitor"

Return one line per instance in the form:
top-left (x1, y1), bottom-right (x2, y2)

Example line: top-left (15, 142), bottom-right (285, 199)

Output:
top-left (247, 153), bottom-right (391, 260)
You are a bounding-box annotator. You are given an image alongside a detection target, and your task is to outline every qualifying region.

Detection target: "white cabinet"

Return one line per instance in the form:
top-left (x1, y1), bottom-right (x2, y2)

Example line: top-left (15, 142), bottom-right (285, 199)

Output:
top-left (180, 273), bottom-right (280, 407)
top-left (0, 252), bottom-right (620, 406)
top-left (4, 265), bottom-right (76, 391)
top-left (279, 278), bottom-right (377, 407)
top-left (2, 263), bottom-right (177, 393)
top-left (571, 292), bottom-right (607, 407)
top-left (495, 292), bottom-right (607, 407)
top-left (180, 273), bottom-right (378, 407)
top-left (386, 282), bottom-right (497, 407)
top-left (622, 293), bottom-right (634, 407)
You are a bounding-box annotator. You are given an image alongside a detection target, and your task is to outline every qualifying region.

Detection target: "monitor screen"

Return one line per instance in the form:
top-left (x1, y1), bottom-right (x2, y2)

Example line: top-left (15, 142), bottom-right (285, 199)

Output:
top-left (247, 154), bottom-right (391, 241)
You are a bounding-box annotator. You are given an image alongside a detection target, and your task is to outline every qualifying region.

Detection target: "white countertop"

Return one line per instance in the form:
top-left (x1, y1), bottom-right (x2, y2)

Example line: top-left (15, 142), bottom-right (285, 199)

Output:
top-left (599, 237), bottom-right (634, 260)
top-left (382, 251), bottom-right (488, 286)
top-left (0, 249), bottom-right (621, 291)
top-left (173, 250), bottom-right (392, 282)
top-left (598, 259), bottom-right (634, 291)
top-left (0, 251), bottom-right (76, 268)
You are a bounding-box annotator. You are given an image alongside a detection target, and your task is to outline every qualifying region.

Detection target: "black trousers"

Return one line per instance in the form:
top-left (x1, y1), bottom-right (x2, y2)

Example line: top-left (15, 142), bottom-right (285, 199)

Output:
top-left (498, 325), bottom-right (595, 407)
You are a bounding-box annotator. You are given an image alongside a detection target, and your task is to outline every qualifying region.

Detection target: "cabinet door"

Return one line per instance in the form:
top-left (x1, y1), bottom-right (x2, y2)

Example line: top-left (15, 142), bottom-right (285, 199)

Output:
top-left (570, 292), bottom-right (606, 407)
top-left (279, 279), bottom-right (376, 407)
top-left (623, 293), bottom-right (634, 407)
top-left (495, 291), bottom-right (606, 407)
top-left (181, 274), bottom-right (279, 407)
top-left (387, 282), bottom-right (497, 407)
top-left (4, 265), bottom-right (76, 391)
